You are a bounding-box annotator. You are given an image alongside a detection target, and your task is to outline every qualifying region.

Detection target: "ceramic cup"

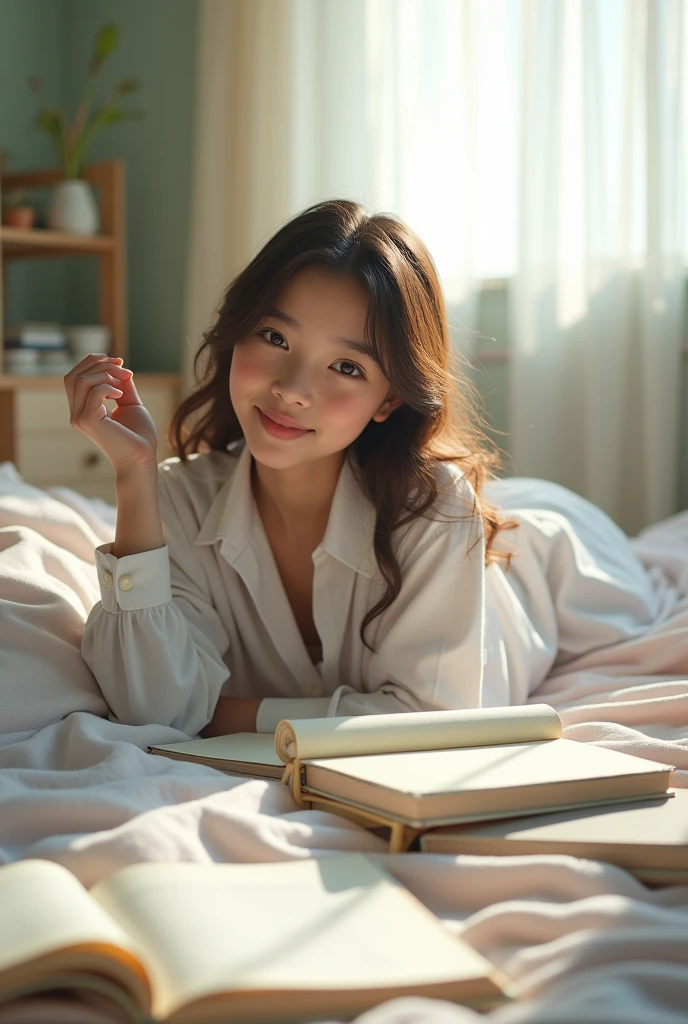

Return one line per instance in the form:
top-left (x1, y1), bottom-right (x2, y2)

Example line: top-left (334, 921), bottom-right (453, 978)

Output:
top-left (66, 325), bottom-right (112, 358)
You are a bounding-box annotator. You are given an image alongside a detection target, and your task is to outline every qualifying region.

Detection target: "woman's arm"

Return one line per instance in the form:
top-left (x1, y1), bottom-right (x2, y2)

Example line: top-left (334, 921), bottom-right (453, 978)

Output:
top-left (201, 697), bottom-right (260, 736)
top-left (111, 464), bottom-right (164, 558)
top-left (81, 467), bottom-right (234, 735)
top-left (65, 355), bottom-right (238, 735)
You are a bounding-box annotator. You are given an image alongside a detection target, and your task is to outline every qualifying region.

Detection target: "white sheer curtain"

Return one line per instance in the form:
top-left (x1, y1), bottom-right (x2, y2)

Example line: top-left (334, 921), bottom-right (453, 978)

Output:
top-left (510, 0), bottom-right (687, 535)
top-left (184, 0), bottom-right (687, 534)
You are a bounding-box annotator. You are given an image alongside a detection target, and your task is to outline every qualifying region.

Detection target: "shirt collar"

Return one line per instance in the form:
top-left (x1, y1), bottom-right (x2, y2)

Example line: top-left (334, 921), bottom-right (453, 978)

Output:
top-left (194, 440), bottom-right (377, 578)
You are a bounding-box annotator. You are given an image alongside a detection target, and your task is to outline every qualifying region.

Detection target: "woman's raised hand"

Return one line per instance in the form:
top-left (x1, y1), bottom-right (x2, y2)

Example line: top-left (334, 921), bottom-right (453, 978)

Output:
top-left (64, 354), bottom-right (159, 478)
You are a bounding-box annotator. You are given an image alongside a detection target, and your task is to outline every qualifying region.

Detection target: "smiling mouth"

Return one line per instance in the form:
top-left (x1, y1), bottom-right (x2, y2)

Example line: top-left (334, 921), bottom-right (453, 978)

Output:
top-left (256, 407), bottom-right (314, 440)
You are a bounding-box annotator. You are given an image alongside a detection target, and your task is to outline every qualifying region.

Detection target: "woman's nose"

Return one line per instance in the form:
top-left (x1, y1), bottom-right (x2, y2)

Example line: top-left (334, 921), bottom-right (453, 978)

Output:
top-left (271, 368), bottom-right (312, 406)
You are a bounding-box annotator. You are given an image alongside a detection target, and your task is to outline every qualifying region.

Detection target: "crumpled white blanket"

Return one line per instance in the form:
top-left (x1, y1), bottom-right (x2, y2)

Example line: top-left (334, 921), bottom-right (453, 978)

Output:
top-left (0, 463), bottom-right (687, 1024)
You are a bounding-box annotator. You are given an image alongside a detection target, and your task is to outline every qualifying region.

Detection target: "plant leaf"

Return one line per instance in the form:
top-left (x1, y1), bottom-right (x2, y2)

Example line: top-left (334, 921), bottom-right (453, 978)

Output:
top-left (95, 22), bottom-right (118, 60)
top-left (115, 77), bottom-right (141, 95)
top-left (35, 108), bottom-right (65, 168)
top-left (35, 108), bottom-right (64, 144)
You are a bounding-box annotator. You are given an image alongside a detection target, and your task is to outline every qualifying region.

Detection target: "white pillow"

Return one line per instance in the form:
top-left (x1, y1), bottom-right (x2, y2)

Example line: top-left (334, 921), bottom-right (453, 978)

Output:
top-left (0, 464), bottom-right (114, 734)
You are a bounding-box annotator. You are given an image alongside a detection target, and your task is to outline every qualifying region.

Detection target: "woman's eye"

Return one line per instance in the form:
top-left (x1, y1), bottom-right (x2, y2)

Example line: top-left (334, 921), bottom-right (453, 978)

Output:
top-left (258, 328), bottom-right (287, 348)
top-left (332, 359), bottom-right (365, 379)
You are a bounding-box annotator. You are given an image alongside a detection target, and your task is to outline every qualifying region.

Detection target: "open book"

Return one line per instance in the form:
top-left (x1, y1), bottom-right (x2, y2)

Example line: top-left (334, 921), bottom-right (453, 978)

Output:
top-left (148, 733), bottom-right (283, 779)
top-left (0, 855), bottom-right (507, 1023)
top-left (420, 788), bottom-right (688, 886)
top-left (149, 705), bottom-right (674, 852)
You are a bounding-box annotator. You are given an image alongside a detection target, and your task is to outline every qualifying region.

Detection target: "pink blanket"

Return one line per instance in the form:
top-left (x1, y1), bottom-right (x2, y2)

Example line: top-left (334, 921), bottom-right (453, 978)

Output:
top-left (0, 463), bottom-right (687, 1023)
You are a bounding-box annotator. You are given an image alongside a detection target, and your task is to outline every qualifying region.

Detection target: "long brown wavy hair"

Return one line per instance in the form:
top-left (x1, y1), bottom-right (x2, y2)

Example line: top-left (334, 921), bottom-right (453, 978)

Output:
top-left (171, 199), bottom-right (518, 649)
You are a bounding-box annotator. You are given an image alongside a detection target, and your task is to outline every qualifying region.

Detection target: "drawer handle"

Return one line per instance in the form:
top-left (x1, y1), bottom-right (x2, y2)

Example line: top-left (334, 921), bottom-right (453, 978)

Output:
top-left (82, 451), bottom-right (102, 469)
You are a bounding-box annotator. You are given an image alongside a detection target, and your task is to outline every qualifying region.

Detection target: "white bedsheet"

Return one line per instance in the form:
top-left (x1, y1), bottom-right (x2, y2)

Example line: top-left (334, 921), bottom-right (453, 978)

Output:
top-left (0, 465), bottom-right (687, 1023)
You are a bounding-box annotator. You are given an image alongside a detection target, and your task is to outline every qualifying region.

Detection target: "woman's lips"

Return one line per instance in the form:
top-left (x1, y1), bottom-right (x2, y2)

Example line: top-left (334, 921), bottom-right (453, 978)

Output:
top-left (257, 407), bottom-right (313, 440)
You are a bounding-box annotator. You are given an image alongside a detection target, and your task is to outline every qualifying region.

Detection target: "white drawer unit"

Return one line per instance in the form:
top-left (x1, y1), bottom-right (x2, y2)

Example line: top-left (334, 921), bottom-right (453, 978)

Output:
top-left (0, 375), bottom-right (181, 504)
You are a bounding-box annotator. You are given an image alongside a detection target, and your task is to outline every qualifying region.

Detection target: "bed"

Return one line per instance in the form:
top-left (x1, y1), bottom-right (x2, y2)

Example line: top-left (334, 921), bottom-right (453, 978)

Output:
top-left (1, 460), bottom-right (687, 1024)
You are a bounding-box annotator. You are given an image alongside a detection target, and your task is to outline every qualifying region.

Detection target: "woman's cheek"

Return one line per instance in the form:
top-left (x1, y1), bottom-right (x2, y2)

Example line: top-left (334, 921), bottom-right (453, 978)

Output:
top-left (324, 386), bottom-right (376, 433)
top-left (231, 343), bottom-right (270, 389)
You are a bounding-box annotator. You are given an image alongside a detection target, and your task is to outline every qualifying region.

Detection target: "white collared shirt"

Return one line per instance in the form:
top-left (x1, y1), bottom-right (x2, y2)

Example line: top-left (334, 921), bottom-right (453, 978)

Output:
top-left (81, 440), bottom-right (511, 735)
top-left (82, 441), bottom-right (658, 735)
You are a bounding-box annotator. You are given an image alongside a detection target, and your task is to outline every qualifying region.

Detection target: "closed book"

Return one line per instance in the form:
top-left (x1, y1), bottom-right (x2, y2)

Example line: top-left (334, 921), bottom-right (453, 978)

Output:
top-left (420, 789), bottom-right (688, 885)
top-left (149, 706), bottom-right (674, 852)
top-left (0, 855), bottom-right (508, 1023)
top-left (5, 323), bottom-right (66, 348)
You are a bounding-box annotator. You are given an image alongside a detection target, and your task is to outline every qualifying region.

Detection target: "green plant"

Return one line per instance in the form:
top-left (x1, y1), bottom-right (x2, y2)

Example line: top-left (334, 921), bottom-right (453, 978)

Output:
top-left (28, 23), bottom-right (142, 179)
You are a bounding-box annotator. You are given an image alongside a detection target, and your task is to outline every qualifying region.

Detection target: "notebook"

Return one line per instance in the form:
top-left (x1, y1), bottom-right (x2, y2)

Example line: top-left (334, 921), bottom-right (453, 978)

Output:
top-left (420, 788), bottom-right (688, 885)
top-left (147, 733), bottom-right (283, 779)
top-left (148, 705), bottom-right (674, 852)
top-left (0, 855), bottom-right (508, 1023)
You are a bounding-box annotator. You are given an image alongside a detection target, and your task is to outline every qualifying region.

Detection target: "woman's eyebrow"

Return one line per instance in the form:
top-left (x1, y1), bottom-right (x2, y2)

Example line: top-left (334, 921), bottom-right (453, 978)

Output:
top-left (265, 306), bottom-right (374, 358)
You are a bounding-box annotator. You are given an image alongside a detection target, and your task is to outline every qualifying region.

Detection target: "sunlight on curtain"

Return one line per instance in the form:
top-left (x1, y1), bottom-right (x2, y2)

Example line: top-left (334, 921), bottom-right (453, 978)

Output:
top-left (509, 0), bottom-right (687, 532)
top-left (185, 0), bottom-right (687, 530)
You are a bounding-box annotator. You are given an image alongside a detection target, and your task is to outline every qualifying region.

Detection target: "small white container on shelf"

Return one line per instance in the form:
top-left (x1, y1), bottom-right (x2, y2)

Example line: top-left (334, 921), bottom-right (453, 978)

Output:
top-left (38, 349), bottom-right (78, 375)
top-left (4, 348), bottom-right (40, 375)
top-left (47, 180), bottom-right (100, 236)
top-left (66, 325), bottom-right (112, 358)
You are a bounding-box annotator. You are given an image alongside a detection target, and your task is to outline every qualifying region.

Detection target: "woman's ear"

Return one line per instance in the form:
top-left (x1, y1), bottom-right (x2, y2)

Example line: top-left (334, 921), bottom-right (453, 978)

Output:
top-left (371, 391), bottom-right (404, 423)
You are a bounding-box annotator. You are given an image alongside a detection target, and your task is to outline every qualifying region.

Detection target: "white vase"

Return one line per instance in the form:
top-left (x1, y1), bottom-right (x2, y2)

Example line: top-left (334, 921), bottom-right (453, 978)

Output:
top-left (48, 179), bottom-right (100, 235)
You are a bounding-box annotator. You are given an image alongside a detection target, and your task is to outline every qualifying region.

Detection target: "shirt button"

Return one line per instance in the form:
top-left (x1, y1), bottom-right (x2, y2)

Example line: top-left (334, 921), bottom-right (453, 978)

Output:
top-left (101, 570), bottom-right (113, 588)
top-left (118, 574), bottom-right (134, 591)
top-left (305, 680), bottom-right (324, 697)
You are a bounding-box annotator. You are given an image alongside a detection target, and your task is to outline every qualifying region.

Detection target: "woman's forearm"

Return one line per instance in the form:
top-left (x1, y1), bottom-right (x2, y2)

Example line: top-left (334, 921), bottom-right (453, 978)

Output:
top-left (112, 466), bottom-right (164, 558)
top-left (201, 697), bottom-right (260, 736)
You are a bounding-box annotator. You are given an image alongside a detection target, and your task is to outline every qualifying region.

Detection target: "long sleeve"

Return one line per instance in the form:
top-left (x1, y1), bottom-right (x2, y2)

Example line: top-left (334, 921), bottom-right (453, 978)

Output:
top-left (81, 472), bottom-right (231, 735)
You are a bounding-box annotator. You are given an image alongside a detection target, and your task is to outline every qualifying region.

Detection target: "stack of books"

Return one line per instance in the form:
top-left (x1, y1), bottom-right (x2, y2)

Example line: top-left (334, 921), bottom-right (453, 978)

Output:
top-left (3, 322), bottom-right (73, 375)
top-left (149, 704), bottom-right (684, 881)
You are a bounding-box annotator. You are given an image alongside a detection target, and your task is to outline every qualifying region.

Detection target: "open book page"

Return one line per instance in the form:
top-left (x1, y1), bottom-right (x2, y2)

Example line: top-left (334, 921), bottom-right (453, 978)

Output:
top-left (274, 704), bottom-right (562, 763)
top-left (148, 734), bottom-right (282, 775)
top-left (0, 861), bottom-right (149, 1015)
top-left (90, 855), bottom-right (501, 1023)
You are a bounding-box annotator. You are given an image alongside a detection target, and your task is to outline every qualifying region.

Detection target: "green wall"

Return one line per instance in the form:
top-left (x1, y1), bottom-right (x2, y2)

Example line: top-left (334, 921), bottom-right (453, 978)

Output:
top-left (0, 0), bottom-right (69, 327)
top-left (0, 0), bottom-right (197, 372)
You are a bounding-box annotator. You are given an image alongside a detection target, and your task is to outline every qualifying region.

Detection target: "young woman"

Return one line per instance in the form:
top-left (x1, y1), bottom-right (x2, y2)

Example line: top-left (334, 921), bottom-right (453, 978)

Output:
top-left (65, 199), bottom-right (660, 737)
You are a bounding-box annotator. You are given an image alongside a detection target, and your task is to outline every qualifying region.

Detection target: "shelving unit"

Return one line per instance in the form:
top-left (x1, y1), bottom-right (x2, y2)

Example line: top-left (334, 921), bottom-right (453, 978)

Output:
top-left (0, 160), bottom-right (127, 376)
top-left (0, 160), bottom-right (180, 499)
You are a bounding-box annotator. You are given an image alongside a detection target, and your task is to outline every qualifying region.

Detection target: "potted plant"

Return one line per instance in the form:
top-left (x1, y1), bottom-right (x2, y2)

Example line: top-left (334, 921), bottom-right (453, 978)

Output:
top-left (1, 187), bottom-right (36, 229)
top-left (29, 23), bottom-right (142, 235)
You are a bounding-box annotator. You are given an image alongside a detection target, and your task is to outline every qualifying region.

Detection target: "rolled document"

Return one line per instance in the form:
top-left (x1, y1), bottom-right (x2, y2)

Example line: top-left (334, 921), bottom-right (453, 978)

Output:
top-left (274, 704), bottom-right (562, 763)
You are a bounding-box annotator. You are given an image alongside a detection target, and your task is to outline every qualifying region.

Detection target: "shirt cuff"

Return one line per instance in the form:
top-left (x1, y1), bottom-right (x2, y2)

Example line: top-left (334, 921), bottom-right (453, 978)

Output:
top-left (94, 542), bottom-right (172, 611)
top-left (256, 696), bottom-right (331, 734)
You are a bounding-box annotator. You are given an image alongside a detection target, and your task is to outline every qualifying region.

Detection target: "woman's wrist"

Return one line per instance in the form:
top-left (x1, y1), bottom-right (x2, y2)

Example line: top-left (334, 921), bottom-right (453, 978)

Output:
top-left (113, 464), bottom-right (164, 558)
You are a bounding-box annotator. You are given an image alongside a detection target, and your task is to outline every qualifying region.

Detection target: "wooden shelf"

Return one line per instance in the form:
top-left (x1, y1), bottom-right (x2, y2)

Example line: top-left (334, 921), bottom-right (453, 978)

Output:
top-left (0, 161), bottom-right (127, 369)
top-left (1, 225), bottom-right (116, 259)
top-left (0, 161), bottom-right (131, 469)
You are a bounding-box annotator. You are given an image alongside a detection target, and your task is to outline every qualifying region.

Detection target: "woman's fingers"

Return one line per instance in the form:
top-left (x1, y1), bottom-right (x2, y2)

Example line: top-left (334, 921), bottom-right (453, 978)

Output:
top-left (63, 352), bottom-right (158, 472)
top-left (82, 382), bottom-right (125, 422)
top-left (65, 356), bottom-right (133, 420)
top-left (71, 371), bottom-right (129, 423)
top-left (64, 353), bottom-right (114, 403)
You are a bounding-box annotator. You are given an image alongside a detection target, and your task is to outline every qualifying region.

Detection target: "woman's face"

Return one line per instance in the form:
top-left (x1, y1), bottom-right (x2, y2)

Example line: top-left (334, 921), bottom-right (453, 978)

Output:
top-left (229, 266), bottom-right (402, 471)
